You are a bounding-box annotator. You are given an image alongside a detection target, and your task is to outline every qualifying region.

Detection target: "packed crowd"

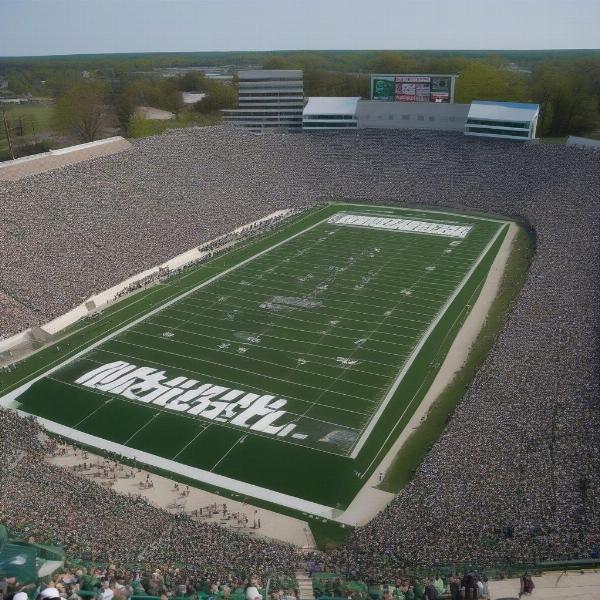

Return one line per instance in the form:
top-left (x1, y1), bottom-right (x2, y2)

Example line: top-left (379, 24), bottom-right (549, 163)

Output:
top-left (0, 127), bottom-right (599, 580)
top-left (0, 563), bottom-right (293, 600)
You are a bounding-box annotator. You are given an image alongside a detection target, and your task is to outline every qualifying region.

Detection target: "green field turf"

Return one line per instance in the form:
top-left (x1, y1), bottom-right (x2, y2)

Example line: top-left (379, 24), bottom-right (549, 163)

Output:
top-left (1, 203), bottom-right (509, 516)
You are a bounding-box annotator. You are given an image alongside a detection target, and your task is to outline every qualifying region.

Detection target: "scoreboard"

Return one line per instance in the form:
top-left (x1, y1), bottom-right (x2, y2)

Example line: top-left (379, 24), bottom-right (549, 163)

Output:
top-left (371, 74), bottom-right (456, 103)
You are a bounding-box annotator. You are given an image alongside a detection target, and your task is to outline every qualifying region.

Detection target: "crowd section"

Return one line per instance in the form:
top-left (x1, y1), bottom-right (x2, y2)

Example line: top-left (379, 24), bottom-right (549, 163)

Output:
top-left (0, 127), bottom-right (599, 580)
top-left (0, 563), bottom-right (297, 600)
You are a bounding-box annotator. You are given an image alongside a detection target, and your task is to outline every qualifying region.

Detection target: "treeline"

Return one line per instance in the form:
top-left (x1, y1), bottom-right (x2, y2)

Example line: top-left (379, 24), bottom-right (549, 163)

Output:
top-left (2, 48), bottom-right (599, 79)
top-left (2, 50), bottom-right (600, 141)
top-left (49, 72), bottom-right (237, 142)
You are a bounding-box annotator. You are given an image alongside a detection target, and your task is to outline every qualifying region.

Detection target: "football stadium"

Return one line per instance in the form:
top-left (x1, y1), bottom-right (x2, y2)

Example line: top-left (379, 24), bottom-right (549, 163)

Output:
top-left (1, 203), bottom-right (510, 514)
top-left (1, 126), bottom-right (599, 598)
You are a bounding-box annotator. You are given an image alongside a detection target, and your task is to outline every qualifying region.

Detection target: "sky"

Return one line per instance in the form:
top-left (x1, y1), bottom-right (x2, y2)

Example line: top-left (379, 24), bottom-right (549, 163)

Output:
top-left (0, 0), bottom-right (599, 57)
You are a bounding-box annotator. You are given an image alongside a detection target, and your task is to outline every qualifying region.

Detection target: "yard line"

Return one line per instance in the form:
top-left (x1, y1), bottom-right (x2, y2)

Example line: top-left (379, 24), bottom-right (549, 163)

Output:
top-left (157, 306), bottom-right (422, 346)
top-left (126, 329), bottom-right (390, 392)
top-left (172, 425), bottom-right (209, 460)
top-left (210, 434), bottom-right (247, 472)
top-left (123, 412), bottom-right (161, 446)
top-left (73, 398), bottom-right (113, 429)
top-left (156, 303), bottom-right (425, 344)
top-left (197, 278), bottom-right (451, 313)
top-left (167, 293), bottom-right (436, 331)
top-left (122, 317), bottom-right (411, 361)
top-left (101, 339), bottom-right (377, 404)
top-left (143, 318), bottom-right (404, 373)
top-left (174, 291), bottom-right (436, 325)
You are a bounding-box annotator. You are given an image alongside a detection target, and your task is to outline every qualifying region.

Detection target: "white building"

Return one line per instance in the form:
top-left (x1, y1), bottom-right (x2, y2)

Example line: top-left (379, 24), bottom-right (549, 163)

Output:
top-left (181, 92), bottom-right (207, 105)
top-left (222, 70), bottom-right (304, 131)
top-left (302, 97), bottom-right (360, 131)
top-left (356, 100), bottom-right (469, 130)
top-left (464, 101), bottom-right (540, 140)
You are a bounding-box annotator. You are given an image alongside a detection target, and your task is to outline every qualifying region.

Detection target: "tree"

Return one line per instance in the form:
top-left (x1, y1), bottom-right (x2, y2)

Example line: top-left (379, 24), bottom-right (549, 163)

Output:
top-left (194, 82), bottom-right (237, 113)
top-left (177, 72), bottom-right (208, 92)
top-left (368, 52), bottom-right (420, 75)
top-left (52, 80), bottom-right (112, 142)
top-left (262, 56), bottom-right (294, 70)
top-left (531, 62), bottom-right (600, 136)
top-left (454, 60), bottom-right (528, 104)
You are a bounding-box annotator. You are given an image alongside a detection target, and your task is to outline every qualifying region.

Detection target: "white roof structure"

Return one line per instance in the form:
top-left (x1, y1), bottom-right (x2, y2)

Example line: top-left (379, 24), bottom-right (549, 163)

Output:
top-left (303, 97), bottom-right (361, 117)
top-left (468, 100), bottom-right (540, 123)
top-left (181, 92), bottom-right (206, 104)
top-left (238, 69), bottom-right (303, 79)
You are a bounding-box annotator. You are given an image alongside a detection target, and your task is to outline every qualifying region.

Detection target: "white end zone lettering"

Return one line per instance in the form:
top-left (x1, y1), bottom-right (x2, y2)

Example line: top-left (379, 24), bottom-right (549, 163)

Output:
top-left (74, 361), bottom-right (302, 439)
top-left (328, 213), bottom-right (472, 239)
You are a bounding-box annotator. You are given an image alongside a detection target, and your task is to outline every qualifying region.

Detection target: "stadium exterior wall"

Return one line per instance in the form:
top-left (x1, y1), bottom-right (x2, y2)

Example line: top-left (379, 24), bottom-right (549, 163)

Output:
top-left (356, 101), bottom-right (469, 130)
top-left (0, 137), bottom-right (132, 181)
top-left (567, 135), bottom-right (600, 149)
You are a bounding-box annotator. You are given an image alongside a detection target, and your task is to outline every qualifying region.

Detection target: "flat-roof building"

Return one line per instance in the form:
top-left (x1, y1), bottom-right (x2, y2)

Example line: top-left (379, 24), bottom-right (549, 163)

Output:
top-left (465, 101), bottom-right (540, 140)
top-left (222, 70), bottom-right (304, 131)
top-left (356, 100), bottom-right (469, 130)
top-left (302, 97), bottom-right (360, 131)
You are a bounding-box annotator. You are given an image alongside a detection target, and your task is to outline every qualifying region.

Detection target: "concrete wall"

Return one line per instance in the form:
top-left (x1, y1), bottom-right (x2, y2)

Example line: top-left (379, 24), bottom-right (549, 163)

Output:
top-left (567, 135), bottom-right (600, 149)
top-left (356, 100), bottom-right (469, 131)
top-left (0, 137), bottom-right (132, 182)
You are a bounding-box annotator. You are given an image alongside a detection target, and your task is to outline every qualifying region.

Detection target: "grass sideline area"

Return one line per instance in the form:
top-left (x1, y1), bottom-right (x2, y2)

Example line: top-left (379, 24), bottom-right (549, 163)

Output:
top-left (378, 225), bottom-right (533, 492)
top-left (0, 203), bottom-right (512, 521)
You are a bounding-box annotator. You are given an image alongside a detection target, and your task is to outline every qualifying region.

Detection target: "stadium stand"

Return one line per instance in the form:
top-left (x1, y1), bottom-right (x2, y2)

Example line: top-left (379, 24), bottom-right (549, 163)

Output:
top-left (0, 127), bottom-right (599, 584)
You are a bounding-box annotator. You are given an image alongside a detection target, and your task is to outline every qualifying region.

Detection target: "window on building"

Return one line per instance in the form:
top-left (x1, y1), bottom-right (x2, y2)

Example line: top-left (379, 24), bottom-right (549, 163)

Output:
top-left (466, 126), bottom-right (529, 138)
top-left (466, 118), bottom-right (529, 129)
top-left (402, 115), bottom-right (410, 120)
top-left (417, 116), bottom-right (425, 121)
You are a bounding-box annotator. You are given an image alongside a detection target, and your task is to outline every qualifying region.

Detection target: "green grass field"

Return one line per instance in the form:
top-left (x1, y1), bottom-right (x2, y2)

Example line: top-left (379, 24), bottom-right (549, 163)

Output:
top-left (0, 203), bottom-right (509, 515)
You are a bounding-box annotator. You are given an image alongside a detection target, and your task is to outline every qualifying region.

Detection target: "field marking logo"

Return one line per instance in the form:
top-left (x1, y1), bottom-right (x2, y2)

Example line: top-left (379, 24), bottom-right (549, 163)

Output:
top-left (328, 213), bottom-right (472, 238)
top-left (75, 361), bottom-right (304, 439)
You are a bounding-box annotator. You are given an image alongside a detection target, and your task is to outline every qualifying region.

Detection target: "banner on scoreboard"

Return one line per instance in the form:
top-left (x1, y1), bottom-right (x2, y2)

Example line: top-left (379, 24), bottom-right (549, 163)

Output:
top-left (372, 74), bottom-right (454, 103)
top-left (372, 76), bottom-right (395, 101)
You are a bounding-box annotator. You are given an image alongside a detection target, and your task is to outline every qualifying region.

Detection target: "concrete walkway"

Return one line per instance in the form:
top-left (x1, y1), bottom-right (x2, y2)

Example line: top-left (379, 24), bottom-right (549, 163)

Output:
top-left (47, 443), bottom-right (316, 548)
top-left (489, 570), bottom-right (600, 600)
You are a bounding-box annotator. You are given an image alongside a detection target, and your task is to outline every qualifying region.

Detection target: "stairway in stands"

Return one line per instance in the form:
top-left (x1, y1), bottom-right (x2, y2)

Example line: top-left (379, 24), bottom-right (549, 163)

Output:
top-left (296, 571), bottom-right (315, 600)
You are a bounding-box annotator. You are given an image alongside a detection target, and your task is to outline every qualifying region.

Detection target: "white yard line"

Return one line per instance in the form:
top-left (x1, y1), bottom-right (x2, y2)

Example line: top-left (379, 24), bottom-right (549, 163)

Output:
top-left (172, 425), bottom-right (209, 460)
top-left (123, 412), bottom-right (161, 446)
top-left (210, 435), bottom-right (248, 472)
top-left (73, 398), bottom-right (112, 429)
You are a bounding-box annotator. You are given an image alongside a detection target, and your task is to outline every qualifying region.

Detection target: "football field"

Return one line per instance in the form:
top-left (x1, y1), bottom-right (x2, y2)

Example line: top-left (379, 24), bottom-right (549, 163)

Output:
top-left (1, 203), bottom-right (509, 516)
